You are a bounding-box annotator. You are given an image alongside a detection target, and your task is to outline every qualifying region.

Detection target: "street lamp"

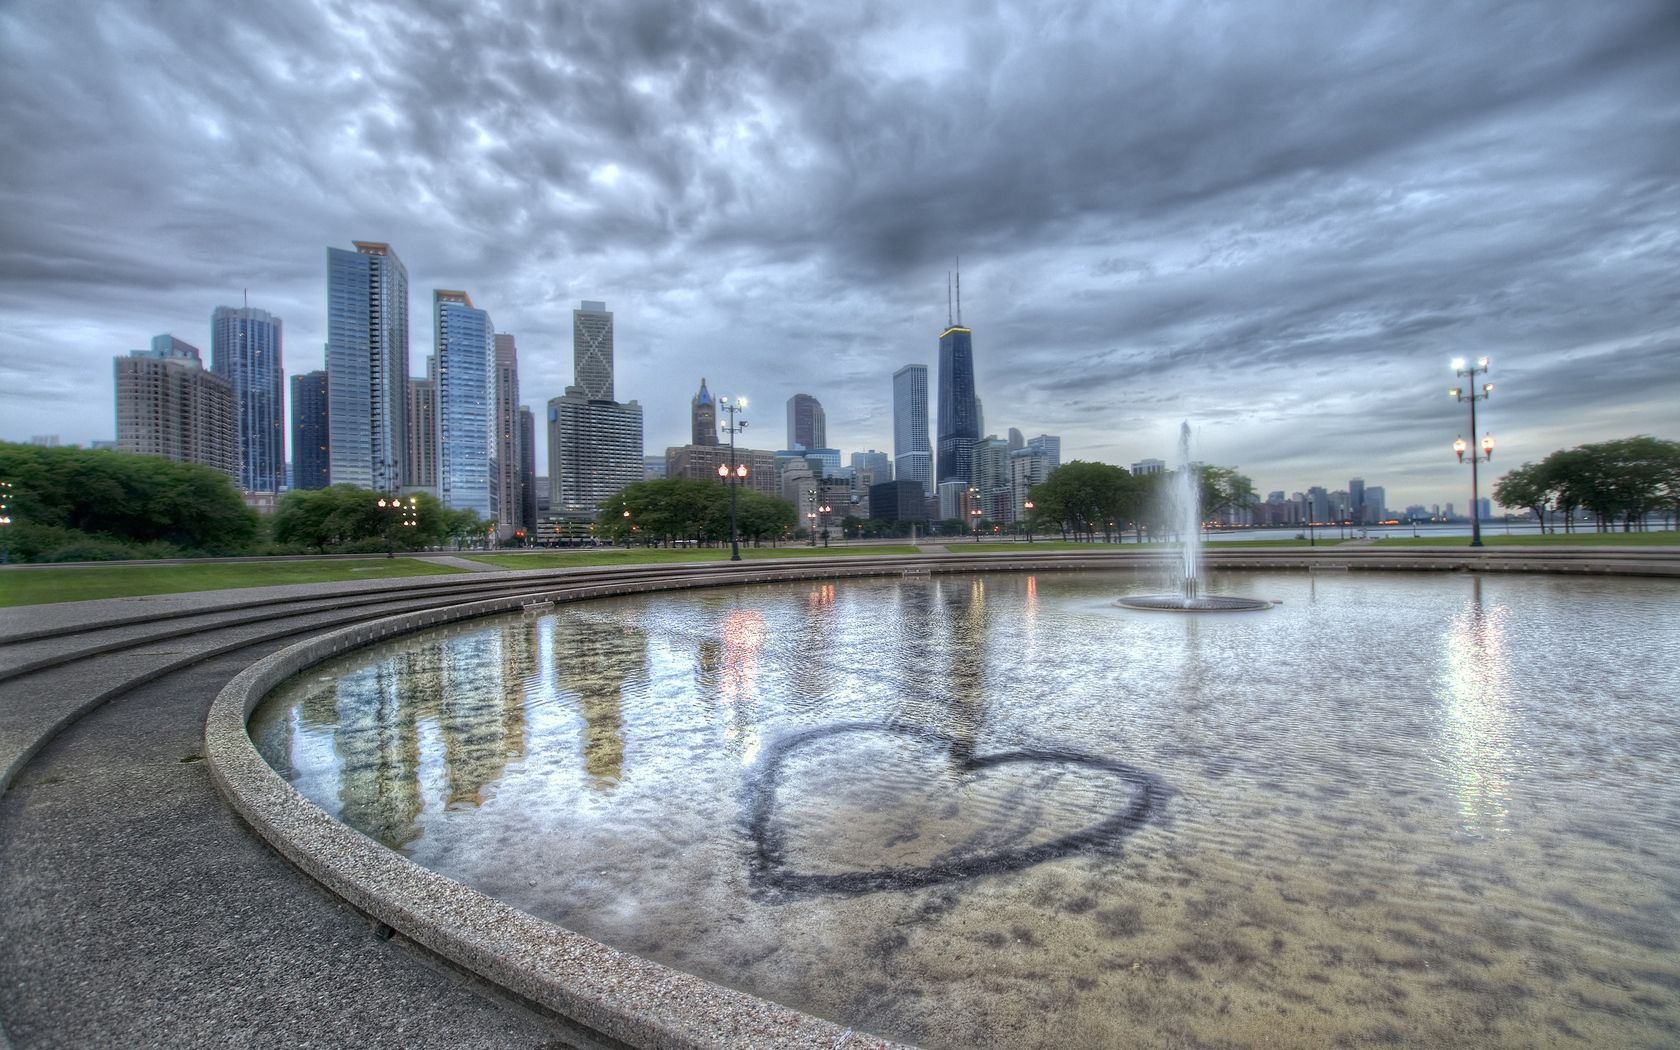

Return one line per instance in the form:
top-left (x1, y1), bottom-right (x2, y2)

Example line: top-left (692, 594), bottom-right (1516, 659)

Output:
top-left (970, 507), bottom-right (982, 542)
top-left (376, 495), bottom-right (417, 557)
top-left (1450, 356), bottom-right (1494, 547)
top-left (718, 396), bottom-right (749, 561)
top-left (0, 478), bottom-right (13, 565)
top-left (1023, 498), bottom-right (1035, 543)
top-left (818, 499), bottom-right (832, 547)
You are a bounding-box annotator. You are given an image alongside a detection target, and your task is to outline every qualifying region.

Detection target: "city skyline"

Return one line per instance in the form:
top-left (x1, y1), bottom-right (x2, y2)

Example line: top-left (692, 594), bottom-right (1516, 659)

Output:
top-left (1, 2), bottom-right (1677, 511)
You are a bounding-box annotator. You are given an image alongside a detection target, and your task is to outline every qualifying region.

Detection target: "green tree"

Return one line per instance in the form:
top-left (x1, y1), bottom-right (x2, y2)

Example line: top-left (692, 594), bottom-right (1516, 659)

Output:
top-left (0, 441), bottom-right (257, 560)
top-left (1027, 461), bottom-right (1140, 541)
top-left (1493, 462), bottom-right (1554, 532)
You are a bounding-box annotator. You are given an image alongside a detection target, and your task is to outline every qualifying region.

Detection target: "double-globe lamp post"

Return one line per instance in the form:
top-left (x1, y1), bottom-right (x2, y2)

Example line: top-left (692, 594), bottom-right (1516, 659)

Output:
top-left (1450, 356), bottom-right (1495, 548)
top-left (717, 396), bottom-right (749, 561)
top-left (1023, 498), bottom-right (1035, 543)
top-left (0, 478), bottom-right (14, 565)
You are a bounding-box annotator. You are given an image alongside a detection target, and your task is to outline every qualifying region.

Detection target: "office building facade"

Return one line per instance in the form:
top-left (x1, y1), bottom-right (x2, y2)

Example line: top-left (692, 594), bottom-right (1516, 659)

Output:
top-left (936, 325), bottom-right (979, 484)
top-left (210, 305), bottom-right (284, 491)
top-left (435, 290), bottom-right (496, 519)
top-left (326, 241), bottom-right (409, 491)
top-left (785, 393), bottom-right (826, 450)
top-left (892, 364), bottom-right (932, 496)
top-left (290, 370), bottom-right (329, 490)
top-left (406, 367), bottom-right (438, 490)
top-left (494, 334), bottom-right (522, 529)
top-left (573, 301), bottom-right (614, 400)
top-left (114, 335), bottom-right (237, 479)
top-left (665, 444), bottom-right (780, 496)
top-left (518, 406), bottom-right (537, 532)
top-left (547, 391), bottom-right (643, 516)
top-left (1026, 434), bottom-right (1061, 471)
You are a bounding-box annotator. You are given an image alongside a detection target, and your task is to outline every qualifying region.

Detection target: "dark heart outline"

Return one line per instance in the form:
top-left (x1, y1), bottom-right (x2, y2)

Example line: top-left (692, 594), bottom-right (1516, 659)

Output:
top-left (744, 721), bottom-right (1162, 895)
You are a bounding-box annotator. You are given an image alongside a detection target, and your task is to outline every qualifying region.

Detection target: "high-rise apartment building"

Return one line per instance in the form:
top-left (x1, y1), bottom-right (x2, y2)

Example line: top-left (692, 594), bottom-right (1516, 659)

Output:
top-left (327, 241), bottom-right (409, 491)
top-left (290, 371), bottom-right (329, 490)
top-left (1365, 485), bottom-right (1386, 522)
top-left (1010, 446), bottom-right (1054, 521)
top-left (518, 406), bottom-right (537, 532)
top-left (547, 394), bottom-right (643, 516)
top-left (494, 333), bottom-right (522, 529)
top-left (785, 393), bottom-right (826, 450)
top-left (573, 300), bottom-right (614, 400)
top-left (435, 290), bottom-right (496, 519)
top-left (114, 335), bottom-right (237, 479)
top-left (691, 378), bottom-right (718, 445)
top-left (211, 305), bottom-right (283, 491)
top-left (936, 324), bottom-right (979, 484)
top-left (892, 364), bottom-right (932, 497)
top-left (548, 300), bottom-right (643, 517)
top-left (851, 450), bottom-right (892, 481)
top-left (1026, 434), bottom-right (1062, 471)
top-left (406, 357), bottom-right (438, 490)
top-left (1348, 478), bottom-right (1367, 524)
top-left (971, 435), bottom-right (1011, 522)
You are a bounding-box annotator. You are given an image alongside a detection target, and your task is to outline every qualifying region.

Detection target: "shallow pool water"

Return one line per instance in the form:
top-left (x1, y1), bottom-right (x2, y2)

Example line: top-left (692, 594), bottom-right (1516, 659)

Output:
top-left (251, 570), bottom-right (1680, 1049)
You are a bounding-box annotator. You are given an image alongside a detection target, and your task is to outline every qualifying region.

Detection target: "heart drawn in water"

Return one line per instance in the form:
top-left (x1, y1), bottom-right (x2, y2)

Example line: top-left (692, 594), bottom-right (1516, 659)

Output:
top-left (744, 721), bottom-right (1162, 895)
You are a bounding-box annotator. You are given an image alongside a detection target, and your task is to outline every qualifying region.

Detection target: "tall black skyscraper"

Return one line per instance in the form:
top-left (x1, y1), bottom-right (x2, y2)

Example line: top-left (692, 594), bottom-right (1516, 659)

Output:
top-left (290, 370), bottom-right (329, 489)
top-left (936, 266), bottom-right (979, 484)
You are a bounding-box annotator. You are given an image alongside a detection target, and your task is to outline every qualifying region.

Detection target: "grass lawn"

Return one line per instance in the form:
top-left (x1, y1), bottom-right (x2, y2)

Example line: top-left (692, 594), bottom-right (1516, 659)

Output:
top-left (1372, 530), bottom-right (1680, 547)
top-left (974, 539), bottom-right (1318, 551)
top-left (0, 558), bottom-right (468, 609)
top-left (464, 545), bottom-right (921, 569)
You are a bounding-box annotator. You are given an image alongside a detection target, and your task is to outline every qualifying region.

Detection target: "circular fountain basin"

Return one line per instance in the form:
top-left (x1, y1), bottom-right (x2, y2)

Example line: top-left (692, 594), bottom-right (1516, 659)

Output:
top-left (249, 568), bottom-right (1680, 1050)
top-left (1116, 593), bottom-right (1272, 611)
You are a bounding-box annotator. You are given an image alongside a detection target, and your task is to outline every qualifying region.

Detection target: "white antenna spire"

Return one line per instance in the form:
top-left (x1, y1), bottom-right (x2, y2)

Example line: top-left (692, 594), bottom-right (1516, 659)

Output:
top-left (946, 271), bottom-right (952, 328)
top-left (955, 256), bottom-right (962, 326)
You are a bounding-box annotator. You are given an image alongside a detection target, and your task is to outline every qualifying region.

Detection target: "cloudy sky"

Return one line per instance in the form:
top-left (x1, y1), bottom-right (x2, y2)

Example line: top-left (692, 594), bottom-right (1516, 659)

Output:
top-left (2, 0), bottom-right (1676, 510)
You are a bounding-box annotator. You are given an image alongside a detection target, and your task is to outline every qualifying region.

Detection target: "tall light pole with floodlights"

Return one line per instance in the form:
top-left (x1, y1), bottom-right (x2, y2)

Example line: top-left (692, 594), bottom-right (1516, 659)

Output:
top-left (718, 396), bottom-right (749, 561)
top-left (1450, 356), bottom-right (1495, 548)
top-left (0, 478), bottom-right (14, 564)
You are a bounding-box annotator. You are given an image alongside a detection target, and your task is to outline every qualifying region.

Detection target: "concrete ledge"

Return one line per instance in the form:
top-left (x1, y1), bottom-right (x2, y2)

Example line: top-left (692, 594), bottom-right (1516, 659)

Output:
top-left (206, 580), bottom-right (915, 1050)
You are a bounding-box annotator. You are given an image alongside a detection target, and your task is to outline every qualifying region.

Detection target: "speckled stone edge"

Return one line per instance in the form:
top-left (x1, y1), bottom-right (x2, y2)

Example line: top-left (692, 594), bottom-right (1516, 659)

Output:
top-left (204, 569), bottom-right (919, 1050)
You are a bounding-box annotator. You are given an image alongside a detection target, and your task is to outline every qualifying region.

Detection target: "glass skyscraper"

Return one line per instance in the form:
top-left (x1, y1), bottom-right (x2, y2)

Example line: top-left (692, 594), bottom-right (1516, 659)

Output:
top-left (211, 305), bottom-right (284, 492)
top-left (936, 325), bottom-right (979, 485)
top-left (573, 301), bottom-right (614, 400)
top-left (435, 290), bottom-right (496, 519)
top-left (289, 370), bottom-right (329, 490)
top-left (893, 364), bottom-right (931, 496)
top-left (326, 241), bottom-right (409, 492)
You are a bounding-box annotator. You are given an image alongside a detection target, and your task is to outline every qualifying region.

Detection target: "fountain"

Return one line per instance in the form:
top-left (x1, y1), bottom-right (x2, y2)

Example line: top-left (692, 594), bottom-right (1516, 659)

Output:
top-left (1118, 421), bottom-right (1271, 612)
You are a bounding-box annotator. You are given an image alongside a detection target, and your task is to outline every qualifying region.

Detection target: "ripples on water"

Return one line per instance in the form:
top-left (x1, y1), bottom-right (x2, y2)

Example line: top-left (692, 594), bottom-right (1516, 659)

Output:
top-left (250, 570), bottom-right (1680, 1049)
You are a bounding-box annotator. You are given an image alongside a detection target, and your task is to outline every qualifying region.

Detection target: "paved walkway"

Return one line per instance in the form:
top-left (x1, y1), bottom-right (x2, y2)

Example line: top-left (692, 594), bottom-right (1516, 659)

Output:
top-left (417, 554), bottom-right (505, 572)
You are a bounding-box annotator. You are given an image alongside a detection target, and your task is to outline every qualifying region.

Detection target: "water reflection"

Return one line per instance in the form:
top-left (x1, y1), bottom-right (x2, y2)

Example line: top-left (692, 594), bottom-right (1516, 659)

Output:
top-left (1439, 576), bottom-right (1517, 833)
top-left (554, 615), bottom-right (646, 790)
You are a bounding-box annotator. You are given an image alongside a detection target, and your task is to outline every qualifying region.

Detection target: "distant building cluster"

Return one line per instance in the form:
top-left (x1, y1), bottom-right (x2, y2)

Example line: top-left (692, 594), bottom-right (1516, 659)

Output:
top-left (97, 246), bottom-right (1482, 540)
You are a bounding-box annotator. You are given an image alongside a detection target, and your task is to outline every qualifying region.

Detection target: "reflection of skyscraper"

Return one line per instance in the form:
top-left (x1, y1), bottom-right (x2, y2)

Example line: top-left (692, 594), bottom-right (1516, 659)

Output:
top-left (786, 393), bottom-right (825, 450)
top-left (327, 240), bottom-right (409, 492)
top-left (556, 618), bottom-right (648, 789)
top-left (893, 364), bottom-right (932, 496)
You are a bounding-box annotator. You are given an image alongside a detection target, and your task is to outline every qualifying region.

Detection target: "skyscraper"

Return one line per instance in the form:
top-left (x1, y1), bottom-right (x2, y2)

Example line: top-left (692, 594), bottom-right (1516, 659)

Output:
top-left (892, 364), bottom-right (932, 497)
top-left (691, 378), bottom-right (718, 445)
top-left (211, 305), bottom-right (283, 492)
top-left (494, 333), bottom-right (522, 529)
top-left (573, 300), bottom-right (614, 400)
top-left (518, 405), bottom-right (537, 532)
top-left (405, 360), bottom-right (438, 490)
top-left (290, 371), bottom-right (329, 490)
top-left (114, 335), bottom-right (237, 479)
top-left (936, 322), bottom-right (979, 485)
top-left (549, 300), bottom-right (644, 516)
top-left (1349, 477), bottom-right (1366, 524)
top-left (785, 393), bottom-right (825, 450)
top-left (435, 290), bottom-right (496, 518)
top-left (326, 241), bottom-right (409, 491)
top-left (851, 450), bottom-right (892, 481)
top-left (1027, 434), bottom-right (1062, 471)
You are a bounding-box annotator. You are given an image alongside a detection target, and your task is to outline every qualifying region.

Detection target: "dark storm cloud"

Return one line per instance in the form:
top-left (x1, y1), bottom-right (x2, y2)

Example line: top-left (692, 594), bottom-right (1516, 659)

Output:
top-left (1, 0), bottom-right (1676, 507)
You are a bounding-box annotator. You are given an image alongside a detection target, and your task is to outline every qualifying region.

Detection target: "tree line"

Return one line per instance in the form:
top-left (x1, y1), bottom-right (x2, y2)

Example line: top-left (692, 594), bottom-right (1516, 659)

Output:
top-left (1493, 435), bottom-right (1678, 532)
top-left (1023, 460), bottom-right (1254, 541)
top-left (599, 479), bottom-right (797, 546)
top-left (0, 442), bottom-right (486, 561)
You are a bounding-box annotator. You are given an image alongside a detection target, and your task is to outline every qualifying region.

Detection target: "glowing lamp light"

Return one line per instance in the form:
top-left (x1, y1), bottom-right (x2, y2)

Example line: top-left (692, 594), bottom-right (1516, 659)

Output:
top-left (717, 464), bottom-right (730, 478)
top-left (1453, 435), bottom-right (1468, 463)
top-left (1481, 433), bottom-right (1495, 459)
top-left (1451, 358), bottom-right (1466, 371)
top-left (735, 464), bottom-right (748, 478)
